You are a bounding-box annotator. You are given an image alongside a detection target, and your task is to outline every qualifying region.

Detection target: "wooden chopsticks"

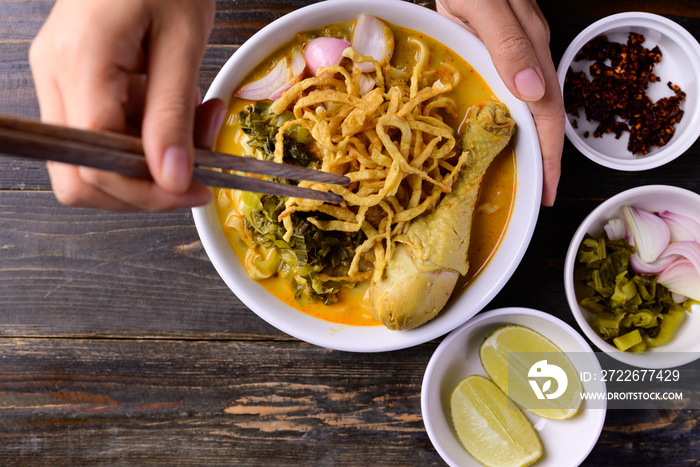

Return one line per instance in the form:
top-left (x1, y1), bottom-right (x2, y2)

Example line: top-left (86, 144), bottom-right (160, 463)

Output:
top-left (0, 114), bottom-right (350, 203)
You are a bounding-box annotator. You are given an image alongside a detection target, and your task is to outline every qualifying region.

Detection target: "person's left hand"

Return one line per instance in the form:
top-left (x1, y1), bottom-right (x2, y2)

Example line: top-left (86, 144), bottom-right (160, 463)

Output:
top-left (437, 0), bottom-right (565, 206)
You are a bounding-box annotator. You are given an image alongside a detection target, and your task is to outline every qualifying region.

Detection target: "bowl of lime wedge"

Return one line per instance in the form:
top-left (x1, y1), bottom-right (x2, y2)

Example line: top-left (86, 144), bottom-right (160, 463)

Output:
top-left (421, 307), bottom-right (606, 467)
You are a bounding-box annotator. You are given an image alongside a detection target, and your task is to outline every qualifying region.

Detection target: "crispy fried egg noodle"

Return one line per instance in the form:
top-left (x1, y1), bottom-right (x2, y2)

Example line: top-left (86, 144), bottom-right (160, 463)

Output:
top-left (256, 39), bottom-right (474, 288)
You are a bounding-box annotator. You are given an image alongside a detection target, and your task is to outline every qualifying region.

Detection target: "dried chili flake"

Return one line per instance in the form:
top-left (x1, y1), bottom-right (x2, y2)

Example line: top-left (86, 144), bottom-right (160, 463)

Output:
top-left (563, 33), bottom-right (685, 155)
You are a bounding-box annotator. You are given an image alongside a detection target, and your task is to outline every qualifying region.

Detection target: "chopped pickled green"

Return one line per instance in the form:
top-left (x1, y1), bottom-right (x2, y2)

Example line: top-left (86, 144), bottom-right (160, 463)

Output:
top-left (238, 101), bottom-right (317, 171)
top-left (574, 234), bottom-right (691, 353)
top-left (236, 104), bottom-right (367, 304)
top-left (244, 194), bottom-right (366, 305)
top-left (620, 310), bottom-right (658, 328)
top-left (613, 329), bottom-right (642, 351)
top-left (642, 308), bottom-right (685, 348)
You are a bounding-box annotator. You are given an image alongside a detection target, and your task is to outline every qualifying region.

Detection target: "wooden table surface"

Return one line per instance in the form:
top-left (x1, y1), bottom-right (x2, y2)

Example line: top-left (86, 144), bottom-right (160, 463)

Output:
top-left (1, 0), bottom-right (699, 465)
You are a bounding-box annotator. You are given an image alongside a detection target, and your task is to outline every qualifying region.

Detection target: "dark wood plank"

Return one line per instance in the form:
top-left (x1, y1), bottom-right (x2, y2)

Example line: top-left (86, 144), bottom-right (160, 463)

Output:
top-left (211, 0), bottom-right (321, 45)
top-left (0, 338), bottom-right (442, 466)
top-left (0, 190), bottom-right (285, 339)
top-left (0, 157), bottom-right (48, 191)
top-left (538, 0), bottom-right (700, 18)
top-left (0, 0), bottom-right (52, 41)
top-left (0, 41), bottom-right (38, 120)
top-left (0, 338), bottom-right (697, 465)
top-left (198, 44), bottom-right (239, 94)
top-left (591, 409), bottom-right (700, 466)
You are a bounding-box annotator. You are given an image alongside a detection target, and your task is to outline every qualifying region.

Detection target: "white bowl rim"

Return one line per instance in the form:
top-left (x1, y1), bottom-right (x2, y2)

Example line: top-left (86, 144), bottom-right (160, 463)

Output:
top-left (421, 307), bottom-right (606, 467)
top-left (556, 11), bottom-right (700, 171)
top-left (192, 0), bottom-right (542, 352)
top-left (563, 184), bottom-right (700, 368)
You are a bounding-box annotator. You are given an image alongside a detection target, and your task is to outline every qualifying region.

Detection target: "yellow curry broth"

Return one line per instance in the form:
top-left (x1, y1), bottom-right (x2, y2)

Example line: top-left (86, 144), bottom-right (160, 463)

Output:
top-left (462, 142), bottom-right (515, 285)
top-left (214, 21), bottom-right (515, 327)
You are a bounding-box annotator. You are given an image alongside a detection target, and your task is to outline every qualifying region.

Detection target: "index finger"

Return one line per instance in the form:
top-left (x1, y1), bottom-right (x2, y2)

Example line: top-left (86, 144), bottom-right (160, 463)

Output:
top-left (140, 4), bottom-right (215, 194)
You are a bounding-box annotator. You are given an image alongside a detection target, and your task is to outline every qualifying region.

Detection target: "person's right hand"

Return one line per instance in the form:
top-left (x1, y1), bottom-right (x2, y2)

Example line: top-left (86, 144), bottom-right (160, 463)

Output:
top-left (30, 0), bottom-right (224, 211)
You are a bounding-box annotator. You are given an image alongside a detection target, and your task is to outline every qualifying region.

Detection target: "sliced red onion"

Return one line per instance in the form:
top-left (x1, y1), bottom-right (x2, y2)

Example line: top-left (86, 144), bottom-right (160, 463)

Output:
top-left (671, 292), bottom-right (687, 304)
top-left (290, 49), bottom-right (306, 77)
top-left (665, 242), bottom-right (700, 276)
top-left (604, 217), bottom-right (627, 240)
top-left (235, 59), bottom-right (290, 100)
top-left (358, 74), bottom-right (376, 95)
top-left (235, 49), bottom-right (306, 101)
top-left (614, 208), bottom-right (700, 301)
top-left (623, 206), bottom-right (670, 263)
top-left (629, 251), bottom-right (678, 275)
top-left (304, 37), bottom-right (350, 77)
top-left (351, 14), bottom-right (395, 72)
top-left (270, 49), bottom-right (306, 99)
top-left (658, 210), bottom-right (700, 243)
top-left (657, 259), bottom-right (700, 302)
top-left (629, 241), bottom-right (700, 275)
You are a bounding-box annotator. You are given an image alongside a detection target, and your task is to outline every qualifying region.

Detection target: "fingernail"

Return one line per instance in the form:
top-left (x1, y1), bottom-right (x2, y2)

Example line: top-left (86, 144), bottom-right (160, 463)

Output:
top-left (161, 146), bottom-right (190, 192)
top-left (514, 67), bottom-right (545, 101)
top-left (211, 109), bottom-right (226, 140)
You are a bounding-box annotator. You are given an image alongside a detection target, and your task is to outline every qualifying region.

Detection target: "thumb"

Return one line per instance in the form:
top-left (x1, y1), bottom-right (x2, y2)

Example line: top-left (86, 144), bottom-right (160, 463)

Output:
top-left (141, 10), bottom-right (213, 193)
top-left (439, 0), bottom-right (546, 102)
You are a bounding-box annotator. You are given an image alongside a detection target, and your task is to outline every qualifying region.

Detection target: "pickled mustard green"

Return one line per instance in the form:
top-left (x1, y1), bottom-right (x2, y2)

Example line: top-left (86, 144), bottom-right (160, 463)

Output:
top-left (574, 234), bottom-right (690, 352)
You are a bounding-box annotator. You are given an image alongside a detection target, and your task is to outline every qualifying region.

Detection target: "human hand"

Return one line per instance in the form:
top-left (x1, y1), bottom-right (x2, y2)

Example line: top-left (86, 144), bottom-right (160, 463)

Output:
top-left (436, 0), bottom-right (564, 206)
top-left (30, 0), bottom-right (223, 211)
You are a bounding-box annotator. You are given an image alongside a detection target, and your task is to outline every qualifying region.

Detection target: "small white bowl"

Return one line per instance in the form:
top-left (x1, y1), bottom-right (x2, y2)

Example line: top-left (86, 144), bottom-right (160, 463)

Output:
top-left (564, 185), bottom-right (700, 368)
top-left (556, 12), bottom-right (700, 171)
top-left (421, 308), bottom-right (606, 467)
top-left (193, 0), bottom-right (542, 352)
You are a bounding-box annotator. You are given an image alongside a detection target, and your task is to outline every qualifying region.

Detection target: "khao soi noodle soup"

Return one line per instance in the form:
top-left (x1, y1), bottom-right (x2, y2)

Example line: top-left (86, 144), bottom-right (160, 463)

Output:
top-left (213, 15), bottom-right (516, 328)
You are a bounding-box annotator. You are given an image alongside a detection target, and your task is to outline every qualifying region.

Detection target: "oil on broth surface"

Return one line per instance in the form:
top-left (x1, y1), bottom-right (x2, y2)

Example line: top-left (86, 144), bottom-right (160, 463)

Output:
top-left (214, 21), bottom-right (515, 326)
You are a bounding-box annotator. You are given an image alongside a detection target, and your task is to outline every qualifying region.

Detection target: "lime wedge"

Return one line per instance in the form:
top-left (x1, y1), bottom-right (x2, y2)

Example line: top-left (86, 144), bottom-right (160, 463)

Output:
top-left (450, 375), bottom-right (542, 467)
top-left (479, 325), bottom-right (582, 420)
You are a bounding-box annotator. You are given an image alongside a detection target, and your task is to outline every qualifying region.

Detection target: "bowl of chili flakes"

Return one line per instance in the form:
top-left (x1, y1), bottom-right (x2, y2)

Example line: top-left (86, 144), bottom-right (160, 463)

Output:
top-left (556, 12), bottom-right (700, 171)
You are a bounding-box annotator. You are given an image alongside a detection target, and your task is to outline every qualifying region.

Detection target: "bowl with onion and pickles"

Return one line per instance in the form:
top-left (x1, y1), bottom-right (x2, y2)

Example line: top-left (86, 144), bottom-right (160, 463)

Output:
top-left (564, 185), bottom-right (700, 368)
top-left (192, 0), bottom-right (542, 351)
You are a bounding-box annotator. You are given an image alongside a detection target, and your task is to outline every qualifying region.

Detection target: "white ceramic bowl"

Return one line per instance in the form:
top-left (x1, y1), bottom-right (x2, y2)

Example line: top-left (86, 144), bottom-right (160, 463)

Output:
top-left (421, 308), bottom-right (606, 467)
top-left (556, 12), bottom-right (700, 171)
top-left (193, 0), bottom-right (542, 352)
top-left (564, 185), bottom-right (700, 368)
